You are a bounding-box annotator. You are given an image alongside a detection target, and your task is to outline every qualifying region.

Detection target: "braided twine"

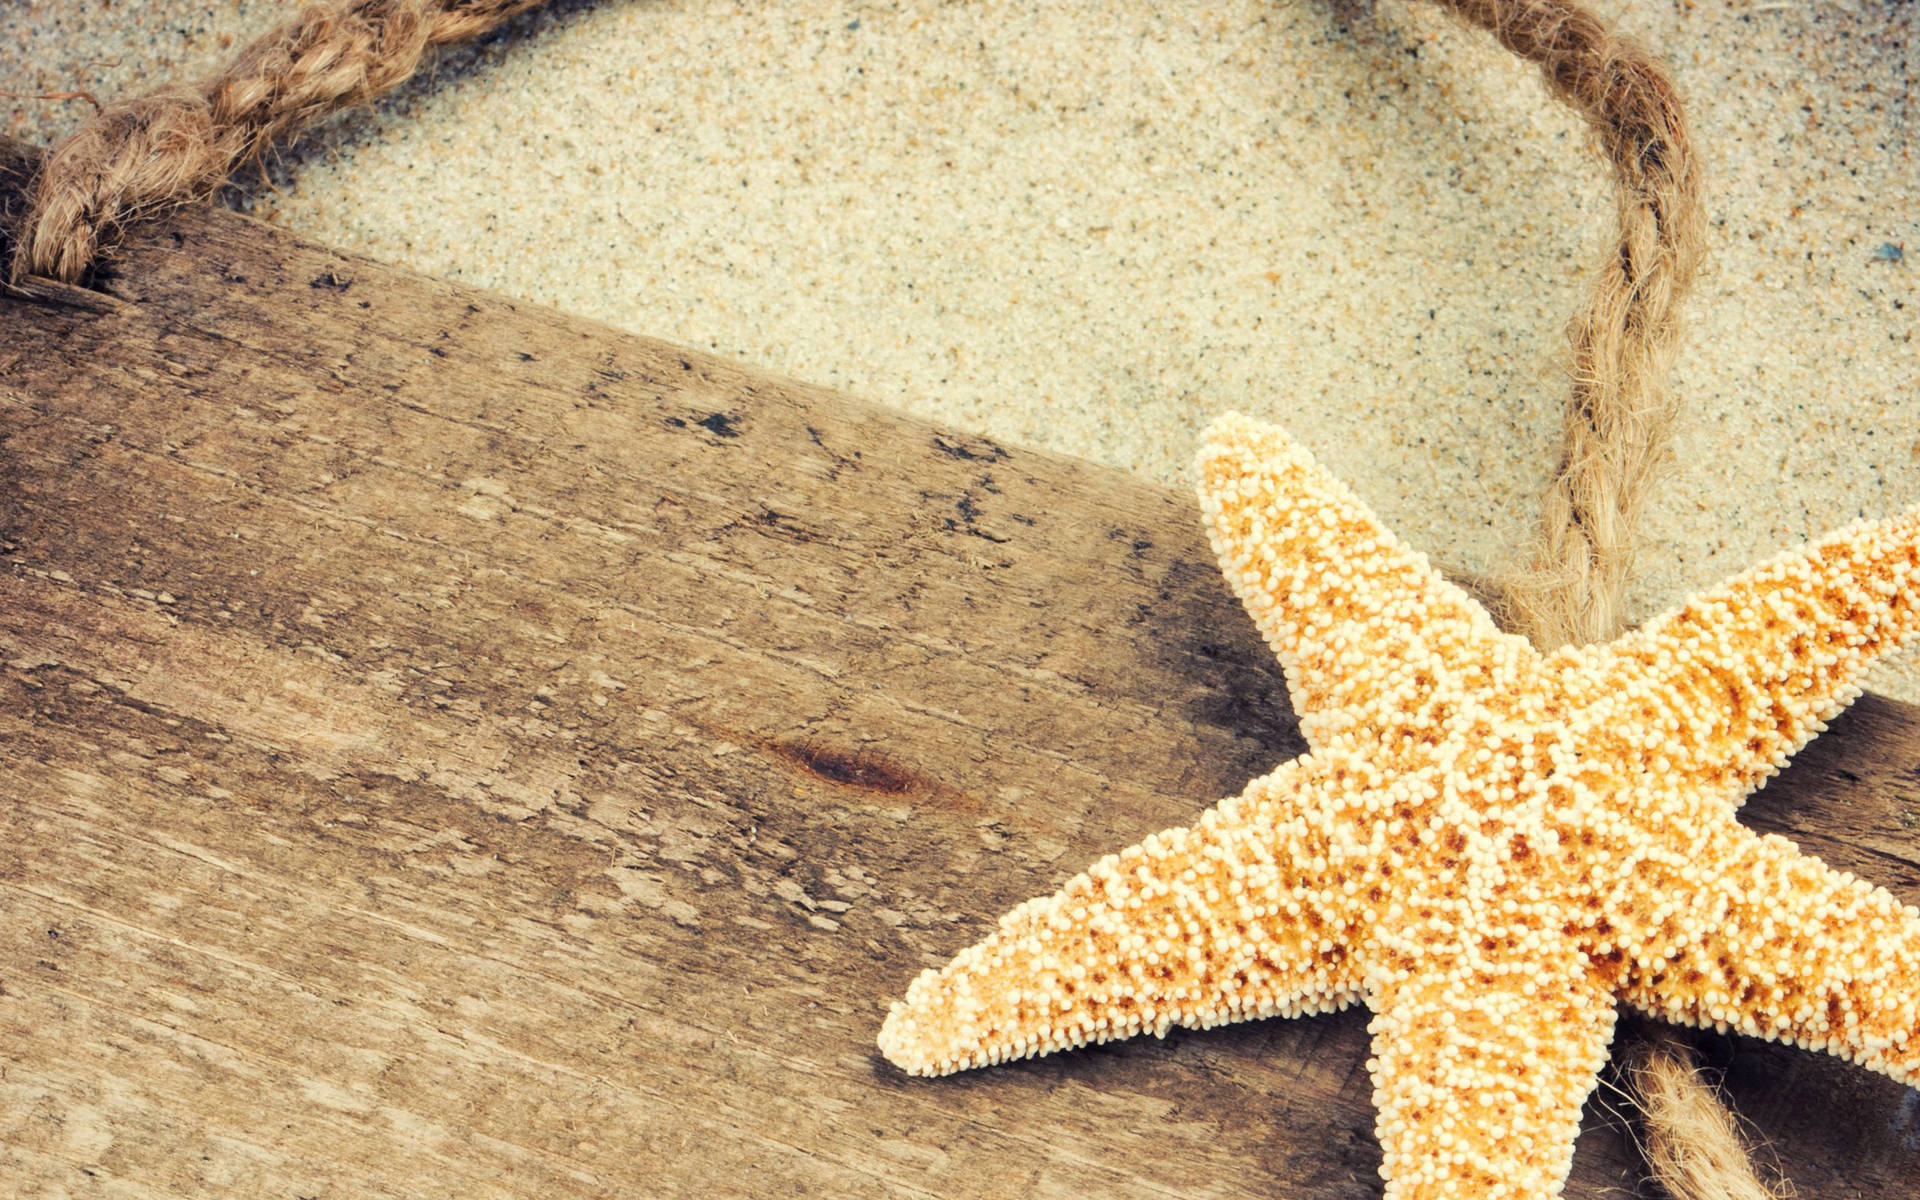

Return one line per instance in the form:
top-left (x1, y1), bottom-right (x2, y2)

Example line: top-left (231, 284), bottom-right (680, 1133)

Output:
top-left (8, 0), bottom-right (1787, 1195)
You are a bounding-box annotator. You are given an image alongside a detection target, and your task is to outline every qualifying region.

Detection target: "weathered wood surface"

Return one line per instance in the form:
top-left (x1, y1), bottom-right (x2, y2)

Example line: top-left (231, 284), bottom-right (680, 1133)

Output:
top-left (0, 136), bottom-right (1916, 1198)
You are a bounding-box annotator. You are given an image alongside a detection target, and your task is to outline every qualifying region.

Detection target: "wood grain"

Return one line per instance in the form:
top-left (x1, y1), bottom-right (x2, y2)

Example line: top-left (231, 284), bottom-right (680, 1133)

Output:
top-left (1, 137), bottom-right (1915, 1197)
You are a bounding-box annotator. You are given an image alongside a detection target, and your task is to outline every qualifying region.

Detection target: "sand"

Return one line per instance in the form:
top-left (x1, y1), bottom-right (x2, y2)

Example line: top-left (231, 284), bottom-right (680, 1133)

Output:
top-left (4, 0), bottom-right (1915, 697)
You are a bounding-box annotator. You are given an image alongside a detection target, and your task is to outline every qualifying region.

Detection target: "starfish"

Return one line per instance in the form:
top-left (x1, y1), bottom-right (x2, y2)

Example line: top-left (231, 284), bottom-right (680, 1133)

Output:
top-left (878, 412), bottom-right (1920, 1198)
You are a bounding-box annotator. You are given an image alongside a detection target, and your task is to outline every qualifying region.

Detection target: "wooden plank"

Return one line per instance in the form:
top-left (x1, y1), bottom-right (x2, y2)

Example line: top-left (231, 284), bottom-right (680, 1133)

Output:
top-left (0, 136), bottom-right (1915, 1197)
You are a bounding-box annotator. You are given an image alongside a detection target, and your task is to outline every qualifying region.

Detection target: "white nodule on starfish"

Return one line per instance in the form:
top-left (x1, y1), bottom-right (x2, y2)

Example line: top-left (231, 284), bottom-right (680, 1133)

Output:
top-left (879, 411), bottom-right (1920, 1198)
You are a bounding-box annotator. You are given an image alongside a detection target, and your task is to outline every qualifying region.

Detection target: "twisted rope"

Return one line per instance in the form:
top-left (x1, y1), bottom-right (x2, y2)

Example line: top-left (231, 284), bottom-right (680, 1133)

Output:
top-left (8, 0), bottom-right (554, 284)
top-left (1434, 0), bottom-right (1707, 651)
top-left (1632, 1034), bottom-right (1791, 1200)
top-left (6, 0), bottom-right (1782, 1195)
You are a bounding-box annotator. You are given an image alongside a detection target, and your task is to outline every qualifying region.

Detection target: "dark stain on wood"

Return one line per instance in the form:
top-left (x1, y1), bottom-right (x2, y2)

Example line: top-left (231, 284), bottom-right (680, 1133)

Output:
top-left (931, 433), bottom-right (1010, 463)
top-left (771, 738), bottom-right (918, 795)
top-left (698, 411), bottom-right (742, 438)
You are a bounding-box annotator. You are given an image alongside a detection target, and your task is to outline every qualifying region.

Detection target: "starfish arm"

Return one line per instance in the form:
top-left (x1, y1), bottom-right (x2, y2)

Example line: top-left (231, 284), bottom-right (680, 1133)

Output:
top-left (1621, 825), bottom-right (1920, 1085)
top-left (1196, 413), bottom-right (1529, 745)
top-left (879, 761), bottom-right (1362, 1076)
top-left (1365, 946), bottom-right (1617, 1200)
top-left (1577, 507), bottom-right (1920, 805)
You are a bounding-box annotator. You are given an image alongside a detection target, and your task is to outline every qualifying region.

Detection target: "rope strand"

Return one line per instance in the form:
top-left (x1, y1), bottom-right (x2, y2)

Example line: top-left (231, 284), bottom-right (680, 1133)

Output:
top-left (1631, 1033), bottom-right (1793, 1200)
top-left (1434, 0), bottom-right (1707, 651)
top-left (8, 0), bottom-right (557, 284)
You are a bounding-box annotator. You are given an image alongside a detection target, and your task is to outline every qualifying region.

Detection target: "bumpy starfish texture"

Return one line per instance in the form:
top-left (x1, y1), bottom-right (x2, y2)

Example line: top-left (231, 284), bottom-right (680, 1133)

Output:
top-left (879, 412), bottom-right (1920, 1198)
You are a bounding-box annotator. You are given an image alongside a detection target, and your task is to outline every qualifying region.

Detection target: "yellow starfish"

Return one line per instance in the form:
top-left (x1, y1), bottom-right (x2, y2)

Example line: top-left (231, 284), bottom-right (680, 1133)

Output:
top-left (879, 412), bottom-right (1920, 1198)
